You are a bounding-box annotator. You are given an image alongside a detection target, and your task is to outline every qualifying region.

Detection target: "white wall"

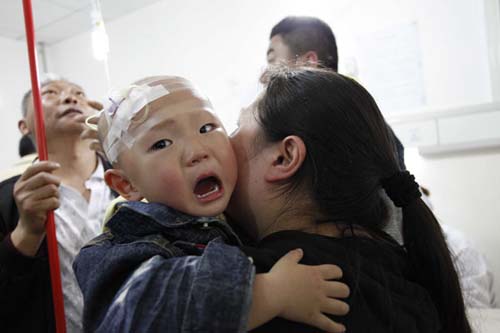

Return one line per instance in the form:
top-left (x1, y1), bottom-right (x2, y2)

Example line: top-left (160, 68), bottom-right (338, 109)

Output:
top-left (44, 0), bottom-right (493, 125)
top-left (3, 0), bottom-right (494, 161)
top-left (333, 0), bottom-right (492, 113)
top-left (0, 36), bottom-right (31, 171)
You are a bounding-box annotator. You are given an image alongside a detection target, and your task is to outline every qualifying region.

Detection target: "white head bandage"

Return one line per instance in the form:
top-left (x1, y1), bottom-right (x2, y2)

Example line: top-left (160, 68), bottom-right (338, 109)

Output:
top-left (85, 76), bottom-right (209, 163)
top-left (102, 84), bottom-right (170, 162)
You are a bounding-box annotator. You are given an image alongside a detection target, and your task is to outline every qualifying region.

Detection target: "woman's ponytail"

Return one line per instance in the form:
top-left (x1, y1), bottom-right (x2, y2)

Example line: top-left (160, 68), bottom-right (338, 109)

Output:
top-left (382, 172), bottom-right (471, 333)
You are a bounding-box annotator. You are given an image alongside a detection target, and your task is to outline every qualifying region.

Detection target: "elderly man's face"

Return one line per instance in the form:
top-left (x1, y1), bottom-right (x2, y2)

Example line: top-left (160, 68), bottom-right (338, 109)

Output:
top-left (24, 80), bottom-right (96, 140)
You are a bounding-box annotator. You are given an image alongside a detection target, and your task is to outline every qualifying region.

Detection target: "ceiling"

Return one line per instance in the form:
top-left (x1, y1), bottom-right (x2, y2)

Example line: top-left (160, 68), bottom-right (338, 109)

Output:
top-left (0, 0), bottom-right (163, 45)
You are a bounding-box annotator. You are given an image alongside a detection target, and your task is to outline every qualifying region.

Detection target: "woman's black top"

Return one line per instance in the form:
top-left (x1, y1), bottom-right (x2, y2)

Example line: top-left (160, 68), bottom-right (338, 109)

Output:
top-left (241, 230), bottom-right (440, 333)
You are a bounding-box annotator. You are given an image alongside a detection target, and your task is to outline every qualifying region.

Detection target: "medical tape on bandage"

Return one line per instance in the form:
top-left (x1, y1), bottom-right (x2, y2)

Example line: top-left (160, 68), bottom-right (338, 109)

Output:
top-left (102, 84), bottom-right (169, 162)
top-left (101, 79), bottom-right (210, 163)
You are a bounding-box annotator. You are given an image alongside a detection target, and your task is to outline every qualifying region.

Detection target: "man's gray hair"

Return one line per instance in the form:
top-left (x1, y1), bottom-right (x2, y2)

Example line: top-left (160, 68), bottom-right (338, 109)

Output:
top-left (20, 73), bottom-right (66, 117)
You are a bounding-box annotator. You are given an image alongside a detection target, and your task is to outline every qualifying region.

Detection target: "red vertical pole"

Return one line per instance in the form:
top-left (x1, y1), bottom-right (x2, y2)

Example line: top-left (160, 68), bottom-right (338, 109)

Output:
top-left (21, 1), bottom-right (66, 332)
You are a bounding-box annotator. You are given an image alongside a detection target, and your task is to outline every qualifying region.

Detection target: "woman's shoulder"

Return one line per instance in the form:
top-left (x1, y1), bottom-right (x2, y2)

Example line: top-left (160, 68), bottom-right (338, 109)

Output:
top-left (247, 230), bottom-right (440, 332)
top-left (242, 229), bottom-right (404, 273)
top-left (255, 229), bottom-right (404, 262)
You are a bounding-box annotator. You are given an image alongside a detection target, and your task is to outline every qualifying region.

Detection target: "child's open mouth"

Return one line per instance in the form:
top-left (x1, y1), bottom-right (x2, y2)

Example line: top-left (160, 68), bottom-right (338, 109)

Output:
top-left (193, 176), bottom-right (224, 202)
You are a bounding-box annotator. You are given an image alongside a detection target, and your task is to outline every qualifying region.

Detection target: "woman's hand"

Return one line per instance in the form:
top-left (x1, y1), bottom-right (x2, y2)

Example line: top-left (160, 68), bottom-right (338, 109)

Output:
top-left (11, 161), bottom-right (61, 256)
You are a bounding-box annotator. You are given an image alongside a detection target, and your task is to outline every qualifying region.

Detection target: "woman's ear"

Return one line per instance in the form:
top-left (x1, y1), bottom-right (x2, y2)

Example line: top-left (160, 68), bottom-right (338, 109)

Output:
top-left (265, 135), bottom-right (306, 182)
top-left (104, 169), bottom-right (143, 201)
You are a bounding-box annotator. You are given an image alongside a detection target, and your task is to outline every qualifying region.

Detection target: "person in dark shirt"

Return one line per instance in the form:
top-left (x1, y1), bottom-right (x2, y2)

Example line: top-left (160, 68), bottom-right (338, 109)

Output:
top-left (227, 66), bottom-right (472, 332)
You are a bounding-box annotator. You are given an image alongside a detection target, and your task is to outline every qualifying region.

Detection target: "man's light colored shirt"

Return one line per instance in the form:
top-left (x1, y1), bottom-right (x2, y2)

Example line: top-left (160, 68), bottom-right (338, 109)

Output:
top-left (55, 159), bottom-right (113, 332)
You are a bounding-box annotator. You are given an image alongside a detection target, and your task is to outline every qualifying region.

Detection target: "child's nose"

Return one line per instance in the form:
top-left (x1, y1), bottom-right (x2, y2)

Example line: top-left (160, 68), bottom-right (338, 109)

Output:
top-left (185, 143), bottom-right (210, 166)
top-left (187, 151), bottom-right (209, 166)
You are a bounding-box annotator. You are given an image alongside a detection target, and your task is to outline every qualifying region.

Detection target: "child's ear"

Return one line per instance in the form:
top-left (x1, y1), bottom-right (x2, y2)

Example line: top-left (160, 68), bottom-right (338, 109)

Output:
top-left (265, 135), bottom-right (306, 183)
top-left (104, 169), bottom-right (143, 201)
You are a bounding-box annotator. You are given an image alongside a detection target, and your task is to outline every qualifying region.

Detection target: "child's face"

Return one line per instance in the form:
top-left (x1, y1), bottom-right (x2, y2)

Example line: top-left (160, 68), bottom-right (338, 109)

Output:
top-left (116, 84), bottom-right (237, 217)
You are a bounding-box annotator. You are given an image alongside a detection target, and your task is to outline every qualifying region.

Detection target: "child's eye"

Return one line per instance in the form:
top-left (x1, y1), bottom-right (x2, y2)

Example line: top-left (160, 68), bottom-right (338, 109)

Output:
top-left (149, 139), bottom-right (172, 151)
top-left (200, 123), bottom-right (217, 134)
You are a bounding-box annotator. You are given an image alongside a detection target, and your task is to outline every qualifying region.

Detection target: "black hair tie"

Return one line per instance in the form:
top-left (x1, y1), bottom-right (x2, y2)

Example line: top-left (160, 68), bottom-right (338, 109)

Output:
top-left (381, 171), bottom-right (421, 207)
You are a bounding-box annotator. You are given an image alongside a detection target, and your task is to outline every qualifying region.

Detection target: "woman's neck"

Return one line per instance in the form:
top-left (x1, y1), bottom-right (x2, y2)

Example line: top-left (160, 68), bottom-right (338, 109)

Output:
top-left (261, 213), bottom-right (373, 240)
top-left (257, 198), bottom-right (344, 240)
top-left (297, 222), bottom-right (345, 238)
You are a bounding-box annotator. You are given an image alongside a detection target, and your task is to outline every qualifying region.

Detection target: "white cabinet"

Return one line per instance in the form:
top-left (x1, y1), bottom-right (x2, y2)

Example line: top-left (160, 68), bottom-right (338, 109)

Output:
top-left (389, 102), bottom-right (500, 156)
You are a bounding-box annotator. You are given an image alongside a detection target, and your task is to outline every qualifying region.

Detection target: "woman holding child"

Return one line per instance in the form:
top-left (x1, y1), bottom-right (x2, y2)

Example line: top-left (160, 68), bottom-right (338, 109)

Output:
top-left (75, 67), bottom-right (471, 332)
top-left (229, 67), bottom-right (471, 332)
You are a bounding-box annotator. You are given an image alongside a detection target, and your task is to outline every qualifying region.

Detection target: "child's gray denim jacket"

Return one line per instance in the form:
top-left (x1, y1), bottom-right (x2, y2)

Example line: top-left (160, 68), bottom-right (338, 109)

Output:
top-left (73, 201), bottom-right (255, 333)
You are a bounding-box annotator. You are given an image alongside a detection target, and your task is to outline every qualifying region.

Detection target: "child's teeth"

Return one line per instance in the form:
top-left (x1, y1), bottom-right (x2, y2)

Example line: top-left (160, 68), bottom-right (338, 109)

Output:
top-left (196, 184), bottom-right (219, 198)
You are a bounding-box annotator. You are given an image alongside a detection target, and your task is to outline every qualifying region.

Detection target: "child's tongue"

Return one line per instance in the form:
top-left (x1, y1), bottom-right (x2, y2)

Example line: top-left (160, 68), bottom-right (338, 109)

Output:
top-left (194, 177), bottom-right (219, 197)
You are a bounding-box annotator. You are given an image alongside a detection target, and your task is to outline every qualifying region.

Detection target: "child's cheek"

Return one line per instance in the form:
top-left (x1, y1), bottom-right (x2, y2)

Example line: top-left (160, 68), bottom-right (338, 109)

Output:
top-left (158, 169), bottom-right (187, 196)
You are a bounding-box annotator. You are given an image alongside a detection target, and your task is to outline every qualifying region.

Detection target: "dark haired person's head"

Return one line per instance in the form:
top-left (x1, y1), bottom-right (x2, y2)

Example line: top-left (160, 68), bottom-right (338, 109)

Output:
top-left (229, 66), bottom-right (471, 333)
top-left (266, 16), bottom-right (338, 71)
top-left (18, 134), bottom-right (36, 157)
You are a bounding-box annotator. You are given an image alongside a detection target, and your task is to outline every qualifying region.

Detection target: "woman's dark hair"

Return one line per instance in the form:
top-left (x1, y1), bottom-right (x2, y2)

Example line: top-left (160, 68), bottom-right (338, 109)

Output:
top-left (257, 66), bottom-right (471, 333)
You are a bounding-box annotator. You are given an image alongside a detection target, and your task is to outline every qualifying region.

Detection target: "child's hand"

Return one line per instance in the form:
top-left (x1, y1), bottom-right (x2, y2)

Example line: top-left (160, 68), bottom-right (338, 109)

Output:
top-left (269, 249), bottom-right (350, 332)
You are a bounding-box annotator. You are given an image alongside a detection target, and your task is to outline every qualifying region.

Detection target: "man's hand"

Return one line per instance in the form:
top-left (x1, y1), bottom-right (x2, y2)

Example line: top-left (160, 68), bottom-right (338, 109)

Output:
top-left (11, 161), bottom-right (61, 256)
top-left (88, 100), bottom-right (103, 111)
top-left (268, 249), bottom-right (349, 332)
